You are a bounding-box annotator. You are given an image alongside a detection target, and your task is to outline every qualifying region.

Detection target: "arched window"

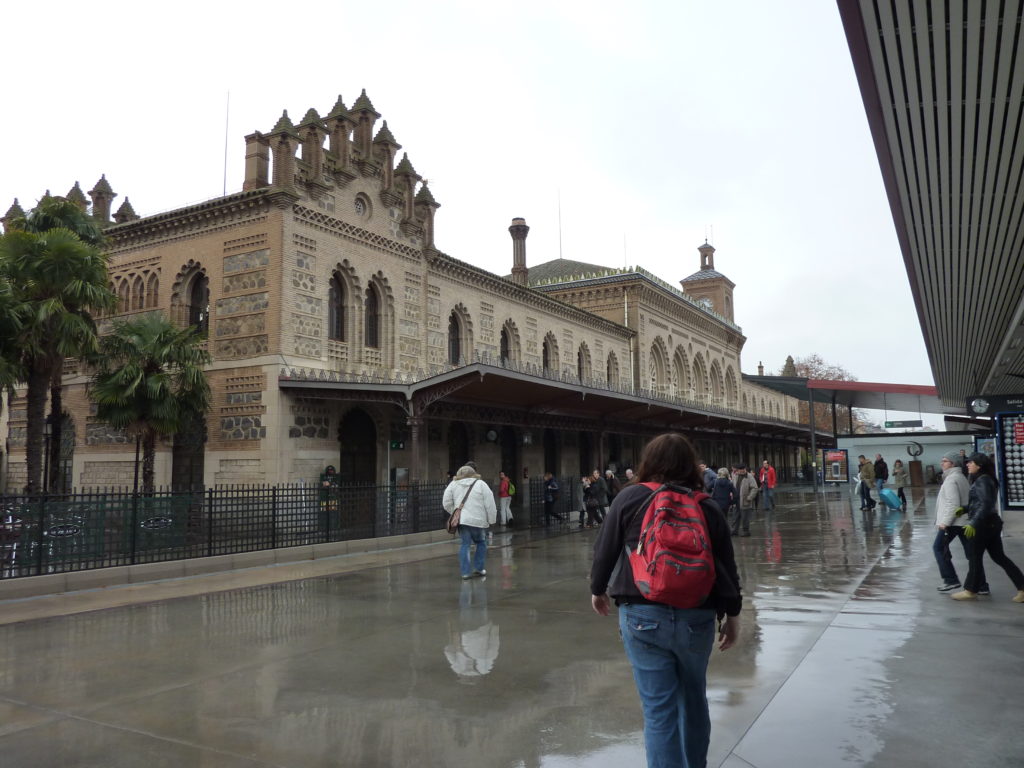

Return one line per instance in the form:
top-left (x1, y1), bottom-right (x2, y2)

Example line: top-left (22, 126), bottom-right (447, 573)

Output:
top-left (132, 276), bottom-right (144, 311)
top-left (673, 349), bottom-right (690, 398)
top-left (117, 280), bottom-right (130, 313)
top-left (607, 351), bottom-right (619, 387)
top-left (542, 332), bottom-right (558, 374)
top-left (187, 274), bottom-right (210, 334)
top-left (328, 273), bottom-right (346, 341)
top-left (364, 284), bottom-right (380, 348)
top-left (500, 327), bottom-right (510, 365)
top-left (577, 342), bottom-right (591, 382)
top-left (146, 273), bottom-right (159, 308)
top-left (649, 341), bottom-right (668, 396)
top-left (448, 311), bottom-right (462, 364)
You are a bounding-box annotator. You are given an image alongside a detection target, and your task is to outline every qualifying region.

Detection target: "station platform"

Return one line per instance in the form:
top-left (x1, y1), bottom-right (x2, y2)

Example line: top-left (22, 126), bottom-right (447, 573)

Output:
top-left (1, 485), bottom-right (1021, 767)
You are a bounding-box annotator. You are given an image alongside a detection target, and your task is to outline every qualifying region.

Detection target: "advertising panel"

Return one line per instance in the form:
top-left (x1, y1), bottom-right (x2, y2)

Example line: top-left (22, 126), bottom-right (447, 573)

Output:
top-left (823, 449), bottom-right (849, 483)
top-left (994, 413), bottom-right (1024, 510)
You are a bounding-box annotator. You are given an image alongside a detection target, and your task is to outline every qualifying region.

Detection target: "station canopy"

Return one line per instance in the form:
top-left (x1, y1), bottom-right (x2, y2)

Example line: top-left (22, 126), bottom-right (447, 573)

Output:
top-left (743, 375), bottom-right (965, 416)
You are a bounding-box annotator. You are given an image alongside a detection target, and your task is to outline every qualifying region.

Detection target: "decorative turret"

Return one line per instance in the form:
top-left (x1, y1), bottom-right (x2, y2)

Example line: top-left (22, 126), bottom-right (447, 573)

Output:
top-left (350, 89), bottom-right (380, 164)
top-left (414, 183), bottom-right (440, 250)
top-left (297, 108), bottom-right (329, 196)
top-left (66, 181), bottom-right (88, 211)
top-left (394, 152), bottom-right (421, 222)
top-left (88, 175), bottom-right (116, 223)
top-left (509, 217), bottom-right (530, 286)
top-left (113, 198), bottom-right (140, 224)
top-left (325, 94), bottom-right (356, 179)
top-left (681, 241), bottom-right (735, 321)
top-left (243, 131), bottom-right (271, 190)
top-left (2, 198), bottom-right (24, 233)
top-left (268, 110), bottom-right (300, 192)
top-left (373, 120), bottom-right (401, 194)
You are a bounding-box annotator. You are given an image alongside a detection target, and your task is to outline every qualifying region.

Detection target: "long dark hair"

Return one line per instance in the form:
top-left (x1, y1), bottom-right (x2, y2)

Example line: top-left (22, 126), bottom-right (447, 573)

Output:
top-left (634, 433), bottom-right (703, 490)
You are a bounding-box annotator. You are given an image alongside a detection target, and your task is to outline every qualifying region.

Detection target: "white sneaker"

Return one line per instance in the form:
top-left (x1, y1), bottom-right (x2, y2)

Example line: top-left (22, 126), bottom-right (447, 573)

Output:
top-left (473, 569), bottom-right (486, 577)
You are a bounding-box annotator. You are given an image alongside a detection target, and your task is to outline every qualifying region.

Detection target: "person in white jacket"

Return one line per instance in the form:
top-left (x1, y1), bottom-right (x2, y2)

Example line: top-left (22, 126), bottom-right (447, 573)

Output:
top-left (933, 452), bottom-right (987, 593)
top-left (444, 464), bottom-right (497, 579)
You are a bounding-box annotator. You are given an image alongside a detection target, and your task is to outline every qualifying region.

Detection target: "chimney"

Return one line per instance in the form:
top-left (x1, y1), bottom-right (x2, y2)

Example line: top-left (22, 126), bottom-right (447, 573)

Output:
top-left (509, 217), bottom-right (529, 286)
top-left (243, 131), bottom-right (271, 190)
top-left (757, 361), bottom-right (764, 376)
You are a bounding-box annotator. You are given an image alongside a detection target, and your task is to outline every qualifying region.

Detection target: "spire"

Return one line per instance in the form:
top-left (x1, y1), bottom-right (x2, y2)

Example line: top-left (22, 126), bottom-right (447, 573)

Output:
top-left (414, 183), bottom-right (437, 205)
top-left (298, 108), bottom-right (327, 130)
top-left (509, 217), bottom-right (530, 287)
top-left (394, 152), bottom-right (418, 177)
top-left (351, 88), bottom-right (378, 116)
top-left (326, 95), bottom-right (350, 120)
top-left (270, 110), bottom-right (300, 138)
top-left (373, 120), bottom-right (400, 148)
top-left (2, 198), bottom-right (24, 232)
top-left (113, 197), bottom-right (139, 224)
top-left (89, 175), bottom-right (117, 223)
top-left (66, 181), bottom-right (88, 211)
top-left (698, 241), bottom-right (715, 270)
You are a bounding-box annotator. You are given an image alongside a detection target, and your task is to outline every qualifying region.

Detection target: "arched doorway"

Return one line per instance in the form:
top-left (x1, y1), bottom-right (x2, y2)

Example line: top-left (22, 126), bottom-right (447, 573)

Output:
top-left (448, 422), bottom-right (470, 475)
top-left (338, 408), bottom-right (377, 484)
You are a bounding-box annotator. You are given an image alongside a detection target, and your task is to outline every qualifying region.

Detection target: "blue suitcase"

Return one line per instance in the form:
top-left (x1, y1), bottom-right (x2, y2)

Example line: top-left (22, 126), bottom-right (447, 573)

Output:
top-left (879, 488), bottom-right (902, 510)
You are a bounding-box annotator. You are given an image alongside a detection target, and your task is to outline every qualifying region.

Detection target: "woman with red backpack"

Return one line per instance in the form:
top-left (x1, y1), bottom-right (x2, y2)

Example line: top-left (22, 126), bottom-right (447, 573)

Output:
top-left (590, 433), bottom-right (741, 768)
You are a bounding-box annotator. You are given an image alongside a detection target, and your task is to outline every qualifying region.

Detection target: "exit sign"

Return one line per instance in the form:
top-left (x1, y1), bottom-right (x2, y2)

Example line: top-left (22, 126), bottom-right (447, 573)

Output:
top-left (885, 420), bottom-right (923, 428)
top-left (389, 440), bottom-right (405, 449)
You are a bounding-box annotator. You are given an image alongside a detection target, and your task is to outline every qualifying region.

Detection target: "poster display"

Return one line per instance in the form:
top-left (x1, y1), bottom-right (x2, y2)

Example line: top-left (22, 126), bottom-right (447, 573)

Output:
top-left (823, 449), bottom-right (849, 483)
top-left (994, 413), bottom-right (1024, 510)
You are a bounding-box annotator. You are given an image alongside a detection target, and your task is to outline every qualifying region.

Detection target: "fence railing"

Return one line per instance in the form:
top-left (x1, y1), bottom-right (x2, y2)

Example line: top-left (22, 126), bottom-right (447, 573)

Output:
top-left (0, 482), bottom-right (538, 580)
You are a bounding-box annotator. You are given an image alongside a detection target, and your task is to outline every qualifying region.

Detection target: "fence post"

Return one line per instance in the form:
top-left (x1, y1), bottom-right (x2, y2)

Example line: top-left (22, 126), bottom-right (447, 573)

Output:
top-left (35, 494), bottom-right (46, 577)
top-left (129, 488), bottom-right (139, 565)
top-left (411, 482), bottom-right (420, 533)
top-left (271, 486), bottom-right (278, 549)
top-left (206, 487), bottom-right (214, 558)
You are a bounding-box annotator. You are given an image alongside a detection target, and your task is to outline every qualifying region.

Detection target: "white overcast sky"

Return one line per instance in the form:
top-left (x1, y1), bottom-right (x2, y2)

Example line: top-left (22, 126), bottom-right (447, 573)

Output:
top-left (1, 0), bottom-right (939, 424)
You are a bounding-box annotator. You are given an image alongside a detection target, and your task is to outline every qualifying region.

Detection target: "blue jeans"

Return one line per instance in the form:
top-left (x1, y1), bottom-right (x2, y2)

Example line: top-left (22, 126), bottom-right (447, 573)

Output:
top-left (933, 527), bottom-right (987, 588)
top-left (619, 603), bottom-right (715, 768)
top-left (875, 478), bottom-right (885, 493)
top-left (458, 525), bottom-right (487, 576)
top-left (760, 486), bottom-right (774, 511)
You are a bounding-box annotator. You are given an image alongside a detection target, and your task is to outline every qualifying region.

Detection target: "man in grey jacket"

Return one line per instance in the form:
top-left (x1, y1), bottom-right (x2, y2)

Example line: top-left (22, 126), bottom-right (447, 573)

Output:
top-left (731, 465), bottom-right (759, 537)
top-left (933, 452), bottom-right (987, 593)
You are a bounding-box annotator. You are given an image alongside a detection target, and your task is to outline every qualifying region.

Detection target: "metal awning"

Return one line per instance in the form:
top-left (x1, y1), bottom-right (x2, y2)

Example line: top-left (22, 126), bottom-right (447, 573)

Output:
top-left (743, 374), bottom-right (964, 415)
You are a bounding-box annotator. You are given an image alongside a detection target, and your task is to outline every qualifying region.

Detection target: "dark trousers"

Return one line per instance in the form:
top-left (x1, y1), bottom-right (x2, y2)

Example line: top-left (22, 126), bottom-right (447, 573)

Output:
top-left (731, 505), bottom-right (752, 534)
top-left (965, 522), bottom-right (1024, 593)
top-left (896, 487), bottom-right (907, 506)
top-left (859, 482), bottom-right (874, 509)
top-left (544, 500), bottom-right (560, 523)
top-left (933, 528), bottom-right (978, 585)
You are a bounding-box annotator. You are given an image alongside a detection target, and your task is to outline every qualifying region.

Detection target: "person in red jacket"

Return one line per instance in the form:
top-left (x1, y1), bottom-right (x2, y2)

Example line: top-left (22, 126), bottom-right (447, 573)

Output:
top-left (759, 459), bottom-right (777, 511)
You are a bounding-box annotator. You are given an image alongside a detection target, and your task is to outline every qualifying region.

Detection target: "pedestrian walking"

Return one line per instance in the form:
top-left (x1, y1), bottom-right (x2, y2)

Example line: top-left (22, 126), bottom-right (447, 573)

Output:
top-left (933, 452), bottom-right (985, 592)
top-left (543, 472), bottom-right (561, 524)
top-left (443, 465), bottom-right (497, 579)
top-left (699, 460), bottom-right (717, 494)
top-left (589, 469), bottom-right (609, 523)
top-left (874, 454), bottom-right (889, 494)
top-left (857, 455), bottom-right (876, 510)
top-left (759, 459), bottom-right (777, 511)
top-left (605, 469), bottom-right (622, 501)
top-left (497, 470), bottom-right (514, 526)
top-left (732, 464), bottom-right (759, 537)
top-left (952, 453), bottom-right (1024, 602)
top-left (710, 467), bottom-right (735, 521)
top-left (591, 433), bottom-right (741, 768)
top-left (578, 475), bottom-right (591, 528)
top-left (892, 459), bottom-right (909, 509)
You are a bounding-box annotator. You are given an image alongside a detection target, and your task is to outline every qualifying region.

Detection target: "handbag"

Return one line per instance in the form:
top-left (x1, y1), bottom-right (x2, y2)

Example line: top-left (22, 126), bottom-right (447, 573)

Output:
top-left (446, 479), bottom-right (479, 534)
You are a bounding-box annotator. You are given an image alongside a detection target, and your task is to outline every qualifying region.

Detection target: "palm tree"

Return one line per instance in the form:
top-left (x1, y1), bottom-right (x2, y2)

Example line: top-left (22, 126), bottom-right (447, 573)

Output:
top-left (91, 312), bottom-right (211, 493)
top-left (6, 196), bottom-right (109, 492)
top-left (0, 210), bottom-right (117, 494)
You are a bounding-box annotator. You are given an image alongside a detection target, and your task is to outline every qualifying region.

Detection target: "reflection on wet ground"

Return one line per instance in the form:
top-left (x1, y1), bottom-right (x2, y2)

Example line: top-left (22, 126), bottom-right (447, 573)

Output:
top-left (1, 486), bottom-right (1022, 767)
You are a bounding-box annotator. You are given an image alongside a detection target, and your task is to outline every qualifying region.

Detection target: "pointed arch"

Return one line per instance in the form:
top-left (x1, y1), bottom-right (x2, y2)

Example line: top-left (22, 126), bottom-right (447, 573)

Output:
top-left (742, 392), bottom-right (748, 412)
top-left (709, 360), bottom-right (724, 405)
top-left (577, 341), bottom-right (592, 382)
top-left (542, 331), bottom-right (559, 374)
top-left (649, 337), bottom-right (669, 396)
top-left (606, 350), bottom-right (620, 387)
top-left (691, 352), bottom-right (708, 402)
top-left (447, 303), bottom-right (474, 365)
top-left (170, 260), bottom-right (209, 332)
top-left (362, 271), bottom-right (394, 368)
top-left (500, 319), bottom-right (521, 365)
top-left (724, 365), bottom-right (739, 408)
top-left (145, 272), bottom-right (159, 308)
top-left (117, 278), bottom-right (130, 314)
top-left (672, 347), bottom-right (690, 399)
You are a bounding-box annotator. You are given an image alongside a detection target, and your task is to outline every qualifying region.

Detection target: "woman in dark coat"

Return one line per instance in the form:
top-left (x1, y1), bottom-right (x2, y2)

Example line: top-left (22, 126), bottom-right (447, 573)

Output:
top-left (710, 467), bottom-right (735, 514)
top-left (952, 452), bottom-right (1024, 602)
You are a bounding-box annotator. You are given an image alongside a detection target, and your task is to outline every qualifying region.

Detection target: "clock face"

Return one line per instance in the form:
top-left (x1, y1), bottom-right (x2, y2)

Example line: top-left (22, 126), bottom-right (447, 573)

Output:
top-left (697, 297), bottom-right (713, 310)
top-left (971, 398), bottom-right (990, 415)
top-left (486, 429), bottom-right (498, 442)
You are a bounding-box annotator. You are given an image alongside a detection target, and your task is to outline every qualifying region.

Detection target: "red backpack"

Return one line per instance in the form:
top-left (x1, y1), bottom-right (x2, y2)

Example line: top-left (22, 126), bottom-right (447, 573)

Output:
top-left (627, 482), bottom-right (716, 609)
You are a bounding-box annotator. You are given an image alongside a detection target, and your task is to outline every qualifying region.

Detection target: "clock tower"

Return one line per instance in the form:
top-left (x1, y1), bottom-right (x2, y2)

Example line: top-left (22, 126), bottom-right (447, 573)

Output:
top-left (680, 242), bottom-right (735, 321)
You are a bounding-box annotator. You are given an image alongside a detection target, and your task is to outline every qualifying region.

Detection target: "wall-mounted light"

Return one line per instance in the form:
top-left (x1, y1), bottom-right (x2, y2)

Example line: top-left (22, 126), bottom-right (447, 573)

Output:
top-left (522, 432), bottom-right (533, 446)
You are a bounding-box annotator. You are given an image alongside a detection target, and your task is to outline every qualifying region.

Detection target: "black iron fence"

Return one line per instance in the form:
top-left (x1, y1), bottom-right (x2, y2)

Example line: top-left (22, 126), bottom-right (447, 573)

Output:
top-left (0, 482), bottom-right (471, 580)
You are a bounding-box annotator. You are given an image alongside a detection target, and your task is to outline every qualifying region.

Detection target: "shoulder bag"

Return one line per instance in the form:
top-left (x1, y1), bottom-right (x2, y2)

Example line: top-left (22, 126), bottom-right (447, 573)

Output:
top-left (446, 479), bottom-right (479, 534)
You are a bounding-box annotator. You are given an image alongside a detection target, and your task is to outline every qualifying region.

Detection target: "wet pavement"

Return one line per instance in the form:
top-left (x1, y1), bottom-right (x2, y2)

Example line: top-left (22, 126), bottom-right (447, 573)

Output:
top-left (1, 485), bottom-right (1022, 767)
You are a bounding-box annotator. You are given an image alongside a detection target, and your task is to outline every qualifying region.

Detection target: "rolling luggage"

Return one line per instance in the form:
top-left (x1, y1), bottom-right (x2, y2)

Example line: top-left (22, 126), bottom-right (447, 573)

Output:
top-left (879, 488), bottom-right (902, 510)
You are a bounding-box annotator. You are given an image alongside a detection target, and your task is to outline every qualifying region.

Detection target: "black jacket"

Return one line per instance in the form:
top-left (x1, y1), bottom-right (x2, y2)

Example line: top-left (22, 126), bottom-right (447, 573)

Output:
top-left (710, 476), bottom-right (736, 510)
top-left (966, 474), bottom-right (1001, 529)
top-left (874, 459), bottom-right (889, 481)
top-left (590, 482), bottom-right (742, 617)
